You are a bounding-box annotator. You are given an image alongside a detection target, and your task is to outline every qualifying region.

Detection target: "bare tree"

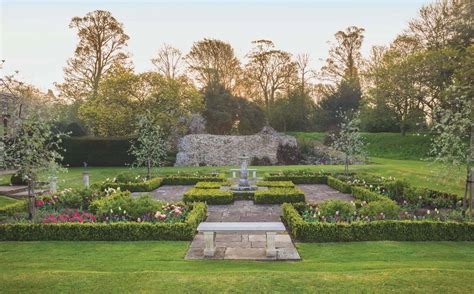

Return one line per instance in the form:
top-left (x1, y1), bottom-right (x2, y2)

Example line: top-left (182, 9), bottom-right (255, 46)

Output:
top-left (320, 26), bottom-right (365, 83)
top-left (296, 53), bottom-right (312, 92)
top-left (245, 40), bottom-right (297, 111)
top-left (185, 38), bottom-right (241, 91)
top-left (151, 44), bottom-right (183, 79)
top-left (56, 10), bottom-right (130, 101)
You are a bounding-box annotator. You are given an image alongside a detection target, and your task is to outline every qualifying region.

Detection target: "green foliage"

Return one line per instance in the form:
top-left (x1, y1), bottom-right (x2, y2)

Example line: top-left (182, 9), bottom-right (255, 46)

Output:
top-left (254, 188), bottom-right (305, 204)
top-left (359, 101), bottom-right (399, 132)
top-left (319, 200), bottom-right (355, 219)
top-left (61, 137), bottom-right (135, 167)
top-left (363, 133), bottom-right (431, 160)
top-left (100, 177), bottom-right (163, 192)
top-left (183, 188), bottom-right (233, 204)
top-left (129, 111), bottom-right (168, 179)
top-left (264, 174), bottom-right (328, 184)
top-left (255, 181), bottom-right (295, 188)
top-left (268, 90), bottom-right (315, 132)
top-left (276, 143), bottom-right (301, 165)
top-left (0, 201), bottom-right (27, 217)
top-left (0, 202), bottom-right (207, 241)
top-left (115, 172), bottom-right (145, 183)
top-left (10, 172), bottom-right (27, 185)
top-left (351, 186), bottom-right (389, 202)
top-left (162, 175), bottom-right (225, 185)
top-left (359, 200), bottom-right (400, 219)
top-left (282, 204), bottom-right (474, 242)
top-left (327, 176), bottom-right (351, 193)
top-left (194, 181), bottom-right (230, 189)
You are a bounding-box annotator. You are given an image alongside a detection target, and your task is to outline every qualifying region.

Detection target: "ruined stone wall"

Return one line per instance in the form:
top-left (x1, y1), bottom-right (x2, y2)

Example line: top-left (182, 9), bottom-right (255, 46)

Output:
top-left (175, 127), bottom-right (297, 166)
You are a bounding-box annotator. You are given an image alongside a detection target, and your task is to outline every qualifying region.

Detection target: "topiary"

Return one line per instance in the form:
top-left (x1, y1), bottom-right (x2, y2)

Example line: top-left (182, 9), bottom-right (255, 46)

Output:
top-left (10, 173), bottom-right (28, 185)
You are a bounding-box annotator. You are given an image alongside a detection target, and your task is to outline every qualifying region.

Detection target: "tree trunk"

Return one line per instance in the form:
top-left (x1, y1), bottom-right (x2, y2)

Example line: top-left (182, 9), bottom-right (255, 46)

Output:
top-left (345, 154), bottom-right (349, 175)
top-left (469, 94), bottom-right (474, 217)
top-left (27, 180), bottom-right (35, 220)
top-left (147, 158), bottom-right (151, 180)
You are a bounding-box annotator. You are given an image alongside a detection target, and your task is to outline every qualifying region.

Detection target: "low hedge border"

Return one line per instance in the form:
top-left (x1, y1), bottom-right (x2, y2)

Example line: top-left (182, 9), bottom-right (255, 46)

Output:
top-left (194, 181), bottom-right (231, 189)
top-left (282, 204), bottom-right (474, 242)
top-left (183, 188), bottom-right (233, 205)
top-left (0, 200), bottom-right (27, 216)
top-left (99, 177), bottom-right (163, 192)
top-left (162, 175), bottom-right (225, 185)
top-left (0, 202), bottom-right (207, 241)
top-left (254, 188), bottom-right (305, 204)
top-left (255, 181), bottom-right (295, 188)
top-left (351, 186), bottom-right (390, 202)
top-left (264, 175), bottom-right (328, 184)
top-left (327, 176), bottom-right (352, 194)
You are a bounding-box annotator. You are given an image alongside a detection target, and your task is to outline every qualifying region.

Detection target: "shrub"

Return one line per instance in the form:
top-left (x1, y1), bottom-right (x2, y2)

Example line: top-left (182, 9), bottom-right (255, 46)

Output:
top-left (183, 188), bottom-right (233, 205)
top-left (10, 173), bottom-right (28, 185)
top-left (255, 181), bottom-right (295, 188)
top-left (282, 204), bottom-right (474, 242)
top-left (359, 200), bottom-right (400, 219)
top-left (327, 176), bottom-right (351, 193)
top-left (276, 143), bottom-right (301, 165)
top-left (115, 172), bottom-right (146, 183)
top-left (0, 202), bottom-right (208, 241)
top-left (319, 200), bottom-right (355, 219)
top-left (351, 186), bottom-right (389, 202)
top-left (264, 174), bottom-right (328, 184)
top-left (194, 181), bottom-right (231, 189)
top-left (250, 156), bottom-right (272, 166)
top-left (254, 188), bottom-right (305, 204)
top-left (100, 177), bottom-right (163, 192)
top-left (0, 201), bottom-right (27, 216)
top-left (162, 175), bottom-right (225, 185)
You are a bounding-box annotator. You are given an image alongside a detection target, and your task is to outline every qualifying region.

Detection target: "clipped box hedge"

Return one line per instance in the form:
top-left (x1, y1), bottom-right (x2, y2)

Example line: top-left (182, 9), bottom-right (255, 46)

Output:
top-left (255, 181), bottom-right (295, 188)
top-left (99, 177), bottom-right (163, 192)
top-left (194, 181), bottom-right (231, 189)
top-left (327, 176), bottom-right (352, 194)
top-left (162, 175), bottom-right (225, 185)
top-left (282, 204), bottom-right (474, 242)
top-left (183, 188), bottom-right (233, 205)
top-left (254, 188), bottom-right (305, 204)
top-left (264, 174), bottom-right (328, 184)
top-left (351, 186), bottom-right (389, 202)
top-left (0, 203), bottom-right (207, 241)
top-left (0, 201), bottom-right (27, 216)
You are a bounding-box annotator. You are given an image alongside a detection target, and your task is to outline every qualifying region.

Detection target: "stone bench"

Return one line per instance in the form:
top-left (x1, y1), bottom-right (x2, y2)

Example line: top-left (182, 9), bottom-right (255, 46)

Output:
top-left (197, 222), bottom-right (286, 257)
top-left (230, 169), bottom-right (257, 178)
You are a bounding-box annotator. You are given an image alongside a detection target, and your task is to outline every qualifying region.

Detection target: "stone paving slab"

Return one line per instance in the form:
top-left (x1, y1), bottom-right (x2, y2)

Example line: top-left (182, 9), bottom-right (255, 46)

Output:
top-left (185, 233), bottom-right (300, 261)
top-left (298, 184), bottom-right (355, 203)
top-left (132, 185), bottom-right (191, 202)
top-left (207, 200), bottom-right (281, 222)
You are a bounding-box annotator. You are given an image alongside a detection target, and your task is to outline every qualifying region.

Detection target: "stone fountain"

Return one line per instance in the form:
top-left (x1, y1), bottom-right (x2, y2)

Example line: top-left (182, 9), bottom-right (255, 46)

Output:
top-left (230, 155), bottom-right (257, 192)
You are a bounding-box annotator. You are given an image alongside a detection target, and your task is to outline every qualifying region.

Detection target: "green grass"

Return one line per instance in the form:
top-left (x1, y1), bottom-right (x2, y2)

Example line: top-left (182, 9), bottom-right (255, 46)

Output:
top-left (290, 132), bottom-right (432, 160)
top-left (0, 241), bottom-right (472, 293)
top-left (0, 195), bottom-right (17, 208)
top-left (25, 158), bottom-right (462, 196)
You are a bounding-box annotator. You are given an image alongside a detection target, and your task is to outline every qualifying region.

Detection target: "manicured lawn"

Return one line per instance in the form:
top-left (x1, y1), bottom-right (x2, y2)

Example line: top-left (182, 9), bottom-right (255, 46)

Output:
top-left (0, 241), bottom-right (472, 292)
top-left (0, 195), bottom-right (17, 208)
top-left (37, 158), bottom-right (466, 197)
top-left (289, 131), bottom-right (432, 160)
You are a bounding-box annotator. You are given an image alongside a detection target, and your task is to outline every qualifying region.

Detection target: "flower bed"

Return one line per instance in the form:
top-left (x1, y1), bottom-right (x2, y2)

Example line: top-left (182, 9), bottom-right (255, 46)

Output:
top-left (255, 181), bottom-right (295, 188)
top-left (99, 177), bottom-right (163, 192)
top-left (254, 188), bottom-right (305, 204)
top-left (264, 174), bottom-right (328, 184)
top-left (0, 202), bottom-right (207, 241)
top-left (282, 203), bottom-right (474, 242)
top-left (183, 188), bottom-right (233, 204)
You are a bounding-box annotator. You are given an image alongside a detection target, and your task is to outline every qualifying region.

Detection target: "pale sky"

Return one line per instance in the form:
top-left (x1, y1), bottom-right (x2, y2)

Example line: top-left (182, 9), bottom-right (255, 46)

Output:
top-left (1, 0), bottom-right (429, 92)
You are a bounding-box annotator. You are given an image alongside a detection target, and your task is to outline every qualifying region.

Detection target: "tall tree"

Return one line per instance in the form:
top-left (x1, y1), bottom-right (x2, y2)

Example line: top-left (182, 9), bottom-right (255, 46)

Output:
top-left (56, 10), bottom-right (130, 101)
top-left (295, 53), bottom-right (312, 93)
top-left (245, 40), bottom-right (297, 111)
top-left (320, 26), bottom-right (365, 84)
top-left (185, 38), bottom-right (241, 91)
top-left (151, 44), bottom-right (183, 79)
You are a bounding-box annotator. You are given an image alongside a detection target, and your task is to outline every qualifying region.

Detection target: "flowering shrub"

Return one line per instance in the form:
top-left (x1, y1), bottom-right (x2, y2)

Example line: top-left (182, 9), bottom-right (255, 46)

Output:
top-left (43, 210), bottom-right (97, 223)
top-left (38, 188), bottom-right (104, 211)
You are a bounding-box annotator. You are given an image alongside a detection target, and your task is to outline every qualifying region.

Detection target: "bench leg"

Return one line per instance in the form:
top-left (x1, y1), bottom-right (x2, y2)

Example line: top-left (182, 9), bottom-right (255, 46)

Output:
top-left (232, 171), bottom-right (236, 178)
top-left (266, 232), bottom-right (276, 257)
top-left (203, 232), bottom-right (216, 257)
top-left (253, 171), bottom-right (257, 178)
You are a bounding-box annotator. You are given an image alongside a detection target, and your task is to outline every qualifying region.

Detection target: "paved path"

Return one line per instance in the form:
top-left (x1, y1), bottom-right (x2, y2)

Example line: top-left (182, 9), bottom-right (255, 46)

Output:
top-left (298, 184), bottom-right (354, 203)
top-left (207, 200), bottom-right (281, 222)
top-left (133, 185), bottom-right (191, 202)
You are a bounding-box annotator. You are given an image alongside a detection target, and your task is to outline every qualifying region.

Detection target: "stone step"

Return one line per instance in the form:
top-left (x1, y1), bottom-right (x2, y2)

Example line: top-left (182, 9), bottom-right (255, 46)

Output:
top-left (9, 189), bottom-right (49, 199)
top-left (0, 185), bottom-right (29, 196)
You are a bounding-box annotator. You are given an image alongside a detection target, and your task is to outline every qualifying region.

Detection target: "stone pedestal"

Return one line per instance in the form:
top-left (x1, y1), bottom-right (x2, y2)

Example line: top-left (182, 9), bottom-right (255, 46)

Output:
top-left (203, 231), bottom-right (216, 257)
top-left (266, 232), bottom-right (277, 257)
top-left (83, 172), bottom-right (90, 188)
